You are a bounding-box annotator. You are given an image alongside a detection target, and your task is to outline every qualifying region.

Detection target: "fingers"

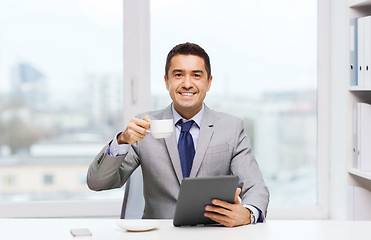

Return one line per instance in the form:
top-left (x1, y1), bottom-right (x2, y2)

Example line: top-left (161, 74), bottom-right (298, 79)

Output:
top-left (210, 199), bottom-right (233, 211)
top-left (204, 201), bottom-right (250, 227)
top-left (205, 212), bottom-right (235, 227)
top-left (204, 188), bottom-right (250, 227)
top-left (118, 116), bottom-right (151, 144)
top-left (130, 117), bottom-right (150, 134)
top-left (142, 115), bottom-right (151, 123)
top-left (204, 212), bottom-right (232, 227)
top-left (234, 188), bottom-right (242, 204)
top-left (204, 205), bottom-right (240, 227)
top-left (210, 187), bottom-right (241, 210)
top-left (206, 188), bottom-right (241, 212)
top-left (205, 203), bottom-right (231, 216)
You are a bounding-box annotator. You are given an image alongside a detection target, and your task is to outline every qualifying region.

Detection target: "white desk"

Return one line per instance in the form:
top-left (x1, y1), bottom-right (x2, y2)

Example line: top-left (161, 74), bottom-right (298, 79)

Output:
top-left (1, 219), bottom-right (370, 240)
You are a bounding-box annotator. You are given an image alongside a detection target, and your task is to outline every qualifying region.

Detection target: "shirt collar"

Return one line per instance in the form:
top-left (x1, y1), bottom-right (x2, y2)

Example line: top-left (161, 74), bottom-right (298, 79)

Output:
top-left (172, 104), bottom-right (204, 128)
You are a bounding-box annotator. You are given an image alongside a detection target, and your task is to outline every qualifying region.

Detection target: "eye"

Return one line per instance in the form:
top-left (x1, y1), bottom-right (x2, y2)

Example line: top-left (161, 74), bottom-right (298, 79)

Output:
top-left (193, 74), bottom-right (201, 78)
top-left (175, 73), bottom-right (183, 77)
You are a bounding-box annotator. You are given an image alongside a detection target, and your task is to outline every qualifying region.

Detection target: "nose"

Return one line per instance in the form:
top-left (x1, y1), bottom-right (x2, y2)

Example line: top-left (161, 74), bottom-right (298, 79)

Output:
top-left (182, 75), bottom-right (193, 89)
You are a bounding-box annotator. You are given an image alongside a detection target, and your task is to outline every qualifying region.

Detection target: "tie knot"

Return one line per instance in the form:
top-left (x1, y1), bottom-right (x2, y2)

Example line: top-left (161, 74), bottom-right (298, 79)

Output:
top-left (177, 119), bottom-right (194, 132)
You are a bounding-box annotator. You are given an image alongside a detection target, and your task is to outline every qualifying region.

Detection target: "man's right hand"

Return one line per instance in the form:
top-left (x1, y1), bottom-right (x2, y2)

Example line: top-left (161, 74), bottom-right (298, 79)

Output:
top-left (117, 116), bottom-right (150, 145)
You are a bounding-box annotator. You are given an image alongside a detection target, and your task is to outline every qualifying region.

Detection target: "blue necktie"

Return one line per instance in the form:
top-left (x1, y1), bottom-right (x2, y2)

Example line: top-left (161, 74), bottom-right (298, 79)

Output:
top-left (177, 120), bottom-right (195, 178)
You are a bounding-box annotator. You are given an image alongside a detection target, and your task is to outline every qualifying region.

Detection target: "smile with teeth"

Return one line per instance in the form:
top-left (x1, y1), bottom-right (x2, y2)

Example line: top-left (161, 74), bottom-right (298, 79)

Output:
top-left (180, 92), bottom-right (195, 96)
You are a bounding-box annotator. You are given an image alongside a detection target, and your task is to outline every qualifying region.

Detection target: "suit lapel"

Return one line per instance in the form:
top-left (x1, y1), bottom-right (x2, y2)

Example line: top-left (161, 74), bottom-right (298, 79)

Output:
top-left (163, 105), bottom-right (183, 184)
top-left (189, 106), bottom-right (214, 177)
top-left (163, 104), bottom-right (215, 182)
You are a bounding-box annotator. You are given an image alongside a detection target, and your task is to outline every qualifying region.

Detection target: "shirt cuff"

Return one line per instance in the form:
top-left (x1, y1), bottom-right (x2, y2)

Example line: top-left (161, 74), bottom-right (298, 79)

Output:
top-left (108, 132), bottom-right (130, 156)
top-left (244, 204), bottom-right (259, 224)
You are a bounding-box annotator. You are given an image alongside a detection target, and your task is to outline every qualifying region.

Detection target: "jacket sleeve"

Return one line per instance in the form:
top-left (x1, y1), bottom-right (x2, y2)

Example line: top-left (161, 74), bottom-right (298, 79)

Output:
top-left (231, 119), bottom-right (270, 220)
top-left (87, 144), bottom-right (140, 191)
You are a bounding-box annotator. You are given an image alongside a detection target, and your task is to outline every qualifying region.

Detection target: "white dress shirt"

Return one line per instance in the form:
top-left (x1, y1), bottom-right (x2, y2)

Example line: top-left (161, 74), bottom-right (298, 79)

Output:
top-left (172, 104), bottom-right (203, 149)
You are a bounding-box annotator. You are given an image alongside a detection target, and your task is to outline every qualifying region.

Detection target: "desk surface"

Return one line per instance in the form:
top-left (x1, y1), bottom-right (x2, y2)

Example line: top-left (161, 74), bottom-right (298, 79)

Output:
top-left (1, 218), bottom-right (371, 240)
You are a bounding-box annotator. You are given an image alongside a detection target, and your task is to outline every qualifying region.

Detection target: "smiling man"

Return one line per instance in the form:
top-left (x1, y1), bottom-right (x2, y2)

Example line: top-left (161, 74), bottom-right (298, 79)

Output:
top-left (87, 42), bottom-right (269, 227)
top-left (165, 53), bottom-right (211, 120)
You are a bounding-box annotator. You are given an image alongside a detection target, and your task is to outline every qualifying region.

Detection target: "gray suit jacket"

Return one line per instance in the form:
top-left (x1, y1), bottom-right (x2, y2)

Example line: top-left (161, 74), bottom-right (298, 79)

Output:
top-left (87, 104), bottom-right (269, 219)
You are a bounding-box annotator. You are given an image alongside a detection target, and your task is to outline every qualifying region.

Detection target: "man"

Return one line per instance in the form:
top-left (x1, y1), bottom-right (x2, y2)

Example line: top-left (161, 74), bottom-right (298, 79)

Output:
top-left (87, 42), bottom-right (269, 227)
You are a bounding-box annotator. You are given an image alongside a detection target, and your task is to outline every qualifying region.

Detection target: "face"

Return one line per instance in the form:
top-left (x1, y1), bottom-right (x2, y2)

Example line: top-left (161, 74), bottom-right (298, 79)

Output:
top-left (165, 54), bottom-right (212, 119)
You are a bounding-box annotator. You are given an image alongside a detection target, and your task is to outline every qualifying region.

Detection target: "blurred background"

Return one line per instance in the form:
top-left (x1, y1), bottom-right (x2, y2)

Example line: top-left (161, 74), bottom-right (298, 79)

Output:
top-left (0, 0), bottom-right (317, 209)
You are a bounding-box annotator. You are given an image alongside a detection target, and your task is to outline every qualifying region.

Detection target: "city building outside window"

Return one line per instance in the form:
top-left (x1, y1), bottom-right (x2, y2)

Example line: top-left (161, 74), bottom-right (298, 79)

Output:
top-left (0, 0), bottom-right (124, 203)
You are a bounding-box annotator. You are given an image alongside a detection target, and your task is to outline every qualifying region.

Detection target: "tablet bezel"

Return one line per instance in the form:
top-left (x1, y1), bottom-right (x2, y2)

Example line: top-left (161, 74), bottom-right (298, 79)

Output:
top-left (173, 175), bottom-right (239, 227)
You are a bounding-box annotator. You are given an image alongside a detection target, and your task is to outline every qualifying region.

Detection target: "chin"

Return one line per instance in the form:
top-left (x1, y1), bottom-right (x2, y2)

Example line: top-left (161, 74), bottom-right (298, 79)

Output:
top-left (181, 104), bottom-right (202, 113)
top-left (178, 102), bottom-right (197, 109)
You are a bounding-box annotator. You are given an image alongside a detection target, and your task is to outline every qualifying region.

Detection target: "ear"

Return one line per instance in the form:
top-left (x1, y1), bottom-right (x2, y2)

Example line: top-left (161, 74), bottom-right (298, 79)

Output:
top-left (206, 75), bottom-right (213, 92)
top-left (164, 75), bottom-right (170, 90)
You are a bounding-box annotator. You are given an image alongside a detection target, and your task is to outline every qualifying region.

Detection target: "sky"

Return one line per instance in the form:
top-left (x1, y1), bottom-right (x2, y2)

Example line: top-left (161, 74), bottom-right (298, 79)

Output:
top-left (0, 0), bottom-right (317, 101)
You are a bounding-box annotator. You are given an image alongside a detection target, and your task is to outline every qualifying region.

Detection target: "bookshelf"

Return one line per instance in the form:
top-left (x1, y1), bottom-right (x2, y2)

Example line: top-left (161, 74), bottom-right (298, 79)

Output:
top-left (347, 0), bottom-right (371, 220)
top-left (349, 86), bottom-right (371, 91)
top-left (349, 168), bottom-right (371, 181)
top-left (350, 0), bottom-right (371, 7)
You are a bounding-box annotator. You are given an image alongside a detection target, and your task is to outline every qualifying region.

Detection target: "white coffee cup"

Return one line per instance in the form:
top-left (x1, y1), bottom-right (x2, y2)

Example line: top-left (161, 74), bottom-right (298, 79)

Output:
top-left (149, 119), bottom-right (174, 139)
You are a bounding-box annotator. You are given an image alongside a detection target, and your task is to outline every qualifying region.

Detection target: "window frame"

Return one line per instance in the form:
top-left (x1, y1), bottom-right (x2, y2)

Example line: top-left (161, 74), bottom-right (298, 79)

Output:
top-left (0, 0), bottom-right (330, 219)
top-left (146, 0), bottom-right (330, 220)
top-left (0, 0), bottom-right (150, 218)
top-left (262, 0), bottom-right (330, 219)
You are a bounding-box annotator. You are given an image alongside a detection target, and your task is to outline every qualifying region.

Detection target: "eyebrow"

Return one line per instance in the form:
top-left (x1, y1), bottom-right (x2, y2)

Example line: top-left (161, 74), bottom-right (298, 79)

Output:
top-left (171, 69), bottom-right (204, 74)
top-left (172, 69), bottom-right (183, 74)
top-left (192, 70), bottom-right (204, 75)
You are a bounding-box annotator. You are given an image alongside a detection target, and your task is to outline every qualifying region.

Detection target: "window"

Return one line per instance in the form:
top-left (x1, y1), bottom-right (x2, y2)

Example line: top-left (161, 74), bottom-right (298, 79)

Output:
top-left (151, 0), bottom-right (318, 209)
top-left (3, 175), bottom-right (16, 186)
top-left (0, 0), bottom-right (124, 204)
top-left (0, 0), bottom-right (325, 218)
top-left (43, 174), bottom-right (54, 185)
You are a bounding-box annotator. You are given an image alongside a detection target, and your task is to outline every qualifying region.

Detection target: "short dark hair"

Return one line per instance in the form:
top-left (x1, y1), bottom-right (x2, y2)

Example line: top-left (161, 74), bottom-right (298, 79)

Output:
top-left (165, 42), bottom-right (211, 79)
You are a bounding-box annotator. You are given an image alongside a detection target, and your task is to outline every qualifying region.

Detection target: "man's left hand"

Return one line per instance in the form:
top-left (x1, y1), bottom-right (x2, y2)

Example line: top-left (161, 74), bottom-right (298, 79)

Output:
top-left (204, 188), bottom-right (251, 227)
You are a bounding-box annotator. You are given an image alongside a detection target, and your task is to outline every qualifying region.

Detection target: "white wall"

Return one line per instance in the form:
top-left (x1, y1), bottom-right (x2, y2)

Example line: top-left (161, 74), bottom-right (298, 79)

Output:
top-left (329, 0), bottom-right (351, 220)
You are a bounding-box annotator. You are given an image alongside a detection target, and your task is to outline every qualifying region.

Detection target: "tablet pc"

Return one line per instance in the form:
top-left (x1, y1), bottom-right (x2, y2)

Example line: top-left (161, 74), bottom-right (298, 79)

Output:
top-left (173, 175), bottom-right (239, 227)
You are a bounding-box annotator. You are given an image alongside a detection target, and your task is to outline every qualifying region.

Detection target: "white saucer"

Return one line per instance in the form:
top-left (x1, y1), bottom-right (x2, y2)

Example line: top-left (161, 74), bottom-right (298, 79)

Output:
top-left (117, 219), bottom-right (160, 232)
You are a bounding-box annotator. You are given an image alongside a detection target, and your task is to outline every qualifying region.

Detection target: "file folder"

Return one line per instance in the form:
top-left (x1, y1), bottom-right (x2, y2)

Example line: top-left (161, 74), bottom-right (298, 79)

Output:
top-left (358, 17), bottom-right (365, 86)
top-left (365, 16), bottom-right (371, 87)
top-left (353, 102), bottom-right (359, 168)
top-left (357, 102), bottom-right (371, 171)
top-left (350, 18), bottom-right (358, 86)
